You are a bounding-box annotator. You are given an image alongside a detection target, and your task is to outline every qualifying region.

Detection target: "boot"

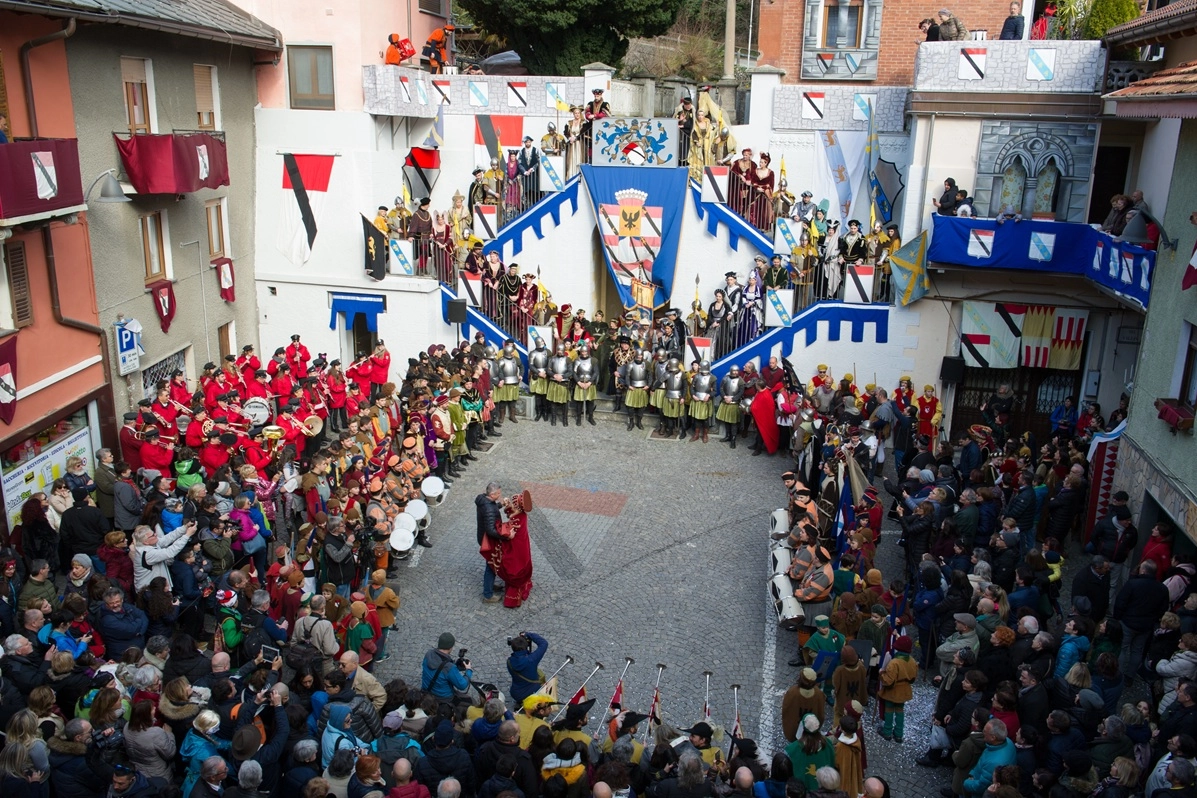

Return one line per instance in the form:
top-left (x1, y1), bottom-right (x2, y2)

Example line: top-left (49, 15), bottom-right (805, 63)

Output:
top-left (507, 402), bottom-right (518, 424)
top-left (561, 407), bottom-right (569, 427)
top-left (701, 423), bottom-right (709, 443)
top-left (551, 406), bottom-right (557, 426)
top-left (416, 531), bottom-right (433, 548)
top-left (635, 410), bottom-right (644, 430)
top-left (575, 404), bottom-right (582, 425)
top-left (613, 394), bottom-right (623, 412)
top-left (488, 422), bottom-right (502, 437)
top-left (449, 464), bottom-right (462, 478)
top-left (627, 412), bottom-right (635, 431)
top-left (690, 425), bottom-right (702, 442)
top-left (586, 402), bottom-right (596, 426)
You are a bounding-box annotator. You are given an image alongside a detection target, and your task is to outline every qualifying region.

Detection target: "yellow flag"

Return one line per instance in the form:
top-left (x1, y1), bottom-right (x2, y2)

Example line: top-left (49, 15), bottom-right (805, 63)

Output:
top-left (402, 182), bottom-right (412, 209)
top-left (780, 156), bottom-right (787, 181)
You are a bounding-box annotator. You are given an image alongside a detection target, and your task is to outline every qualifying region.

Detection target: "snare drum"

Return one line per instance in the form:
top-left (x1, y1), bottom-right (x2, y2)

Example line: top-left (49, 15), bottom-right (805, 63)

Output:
top-left (391, 514), bottom-right (418, 557)
top-left (407, 499), bottom-right (430, 530)
top-left (770, 546), bottom-right (793, 576)
top-left (770, 508), bottom-right (789, 539)
top-left (770, 574), bottom-right (803, 631)
top-left (422, 476), bottom-right (446, 506)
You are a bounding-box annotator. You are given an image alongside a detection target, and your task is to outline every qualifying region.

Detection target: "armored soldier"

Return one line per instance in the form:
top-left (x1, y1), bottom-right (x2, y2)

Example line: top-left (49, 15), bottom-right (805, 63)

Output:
top-left (541, 123), bottom-right (565, 156)
top-left (546, 344), bottom-right (573, 427)
top-left (572, 345), bottom-right (598, 426)
top-left (716, 365), bottom-right (746, 448)
top-left (648, 348), bottom-right (670, 431)
top-left (660, 359), bottom-right (687, 440)
top-left (611, 335), bottom-right (636, 412)
top-left (526, 337), bottom-right (550, 422)
top-left (688, 360), bottom-right (717, 443)
top-left (617, 349), bottom-right (651, 431)
top-left (494, 340), bottom-right (523, 424)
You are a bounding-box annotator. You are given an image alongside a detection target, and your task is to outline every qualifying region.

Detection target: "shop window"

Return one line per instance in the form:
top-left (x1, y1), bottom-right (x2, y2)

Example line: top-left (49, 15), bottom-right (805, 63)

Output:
top-left (288, 46), bottom-right (335, 110)
top-left (1, 241), bottom-right (32, 329)
top-left (1, 408), bottom-right (93, 536)
top-left (1179, 324), bottom-right (1197, 411)
top-left (121, 57), bottom-right (154, 135)
top-left (194, 64), bottom-right (219, 130)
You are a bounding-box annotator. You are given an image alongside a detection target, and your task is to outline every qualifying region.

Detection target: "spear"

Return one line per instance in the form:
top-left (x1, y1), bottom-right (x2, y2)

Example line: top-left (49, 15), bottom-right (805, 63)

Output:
top-left (551, 661), bottom-right (604, 722)
top-left (642, 663), bottom-right (666, 746)
top-left (702, 670), bottom-right (712, 721)
top-left (594, 656), bottom-right (634, 741)
top-left (727, 683), bottom-right (742, 757)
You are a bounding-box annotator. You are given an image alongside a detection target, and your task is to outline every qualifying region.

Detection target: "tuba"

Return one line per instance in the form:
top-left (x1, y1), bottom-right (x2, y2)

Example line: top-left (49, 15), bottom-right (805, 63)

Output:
top-left (262, 425), bottom-right (286, 458)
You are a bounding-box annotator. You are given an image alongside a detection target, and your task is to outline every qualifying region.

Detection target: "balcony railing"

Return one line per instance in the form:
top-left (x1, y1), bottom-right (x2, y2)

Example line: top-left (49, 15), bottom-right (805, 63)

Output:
top-left (0, 138), bottom-right (86, 226)
top-left (113, 131), bottom-right (229, 194)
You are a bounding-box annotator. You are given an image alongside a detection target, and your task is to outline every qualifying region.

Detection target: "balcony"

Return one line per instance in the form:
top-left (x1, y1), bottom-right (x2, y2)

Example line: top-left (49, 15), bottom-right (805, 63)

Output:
top-left (0, 138), bottom-right (86, 227)
top-left (363, 65), bottom-right (585, 118)
top-left (928, 215), bottom-right (1155, 311)
top-left (912, 40), bottom-right (1106, 107)
top-left (113, 131), bottom-right (229, 194)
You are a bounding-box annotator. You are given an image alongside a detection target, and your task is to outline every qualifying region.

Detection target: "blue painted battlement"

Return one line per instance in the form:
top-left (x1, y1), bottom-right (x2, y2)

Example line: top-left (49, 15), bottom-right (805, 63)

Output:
top-left (440, 284), bottom-right (530, 372)
top-left (482, 177), bottom-right (582, 259)
top-left (689, 182), bottom-right (774, 259)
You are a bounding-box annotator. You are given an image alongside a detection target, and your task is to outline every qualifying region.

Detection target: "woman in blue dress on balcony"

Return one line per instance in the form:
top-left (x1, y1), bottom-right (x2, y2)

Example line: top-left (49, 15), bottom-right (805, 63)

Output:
top-left (736, 271), bottom-right (765, 346)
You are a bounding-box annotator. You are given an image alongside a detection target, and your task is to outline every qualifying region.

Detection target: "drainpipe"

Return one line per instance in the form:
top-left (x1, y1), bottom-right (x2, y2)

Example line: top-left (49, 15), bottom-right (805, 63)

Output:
top-left (44, 226), bottom-right (102, 335)
top-left (20, 18), bottom-right (76, 138)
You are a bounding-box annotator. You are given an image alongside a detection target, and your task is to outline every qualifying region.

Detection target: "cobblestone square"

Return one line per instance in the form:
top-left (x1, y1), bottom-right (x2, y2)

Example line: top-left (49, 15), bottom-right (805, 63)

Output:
top-left (375, 417), bottom-right (956, 797)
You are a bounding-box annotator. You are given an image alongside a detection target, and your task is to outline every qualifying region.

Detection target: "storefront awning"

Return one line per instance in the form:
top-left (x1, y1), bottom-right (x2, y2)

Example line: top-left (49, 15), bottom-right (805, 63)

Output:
top-left (113, 132), bottom-right (230, 194)
top-left (329, 292), bottom-right (386, 331)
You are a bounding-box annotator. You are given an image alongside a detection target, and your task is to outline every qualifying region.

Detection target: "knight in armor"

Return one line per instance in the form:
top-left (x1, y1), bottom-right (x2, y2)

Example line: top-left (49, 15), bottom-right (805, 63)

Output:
top-left (545, 344), bottom-right (573, 427)
top-left (659, 358), bottom-right (687, 439)
top-left (526, 337), bottom-right (550, 421)
top-left (716, 365), bottom-right (745, 448)
top-left (571, 344), bottom-right (599, 426)
top-left (688, 360), bottom-right (716, 443)
top-left (617, 349), bottom-right (651, 431)
top-left (648, 348), bottom-right (670, 432)
top-left (611, 335), bottom-right (635, 413)
top-left (493, 340), bottom-right (523, 425)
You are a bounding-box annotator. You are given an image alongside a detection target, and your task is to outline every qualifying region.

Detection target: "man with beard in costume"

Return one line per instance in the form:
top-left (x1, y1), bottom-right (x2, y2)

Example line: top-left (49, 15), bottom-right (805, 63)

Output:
top-left (839, 219), bottom-right (868, 268)
top-left (611, 335), bottom-right (636, 413)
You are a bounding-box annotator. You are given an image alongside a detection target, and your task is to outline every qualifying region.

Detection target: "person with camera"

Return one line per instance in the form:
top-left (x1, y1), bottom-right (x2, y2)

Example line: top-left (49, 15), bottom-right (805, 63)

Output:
top-left (506, 632), bottom-right (549, 705)
top-left (421, 633), bottom-right (474, 705)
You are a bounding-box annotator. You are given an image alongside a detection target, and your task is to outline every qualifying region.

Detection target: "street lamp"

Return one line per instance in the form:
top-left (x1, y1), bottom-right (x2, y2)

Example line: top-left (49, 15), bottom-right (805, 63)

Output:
top-left (84, 168), bottom-right (130, 203)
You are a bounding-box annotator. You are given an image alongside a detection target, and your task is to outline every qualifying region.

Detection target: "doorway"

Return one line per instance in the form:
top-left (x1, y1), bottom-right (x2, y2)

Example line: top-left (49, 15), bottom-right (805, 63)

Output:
top-left (951, 366), bottom-right (1083, 443)
top-left (1089, 146), bottom-right (1132, 224)
top-left (351, 314), bottom-right (377, 361)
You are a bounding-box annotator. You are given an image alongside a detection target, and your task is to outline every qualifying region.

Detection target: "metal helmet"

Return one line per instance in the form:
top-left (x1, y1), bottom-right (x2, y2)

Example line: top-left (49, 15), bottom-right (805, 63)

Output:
top-left (578, 344), bottom-right (590, 357)
top-left (490, 157), bottom-right (499, 167)
top-left (655, 347), bottom-right (667, 361)
top-left (393, 195), bottom-right (402, 206)
top-left (666, 358), bottom-right (681, 373)
top-left (533, 337), bottom-right (547, 351)
top-left (503, 342), bottom-right (516, 354)
top-left (555, 344), bottom-right (566, 356)
top-left (484, 345), bottom-right (498, 359)
top-left (729, 365), bottom-right (741, 377)
top-left (547, 122), bottom-right (557, 132)
top-left (633, 348), bottom-right (645, 362)
top-left (699, 360), bottom-right (712, 374)
top-left (720, 127), bottom-right (730, 137)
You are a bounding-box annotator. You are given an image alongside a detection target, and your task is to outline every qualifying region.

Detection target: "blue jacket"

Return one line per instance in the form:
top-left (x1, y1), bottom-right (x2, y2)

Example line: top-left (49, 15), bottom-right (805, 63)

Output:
top-left (913, 587), bottom-right (944, 631)
top-left (1008, 585), bottom-right (1041, 617)
top-left (958, 441), bottom-right (981, 481)
top-left (964, 739), bottom-right (1016, 797)
top-left (180, 729), bottom-right (229, 798)
top-left (48, 629), bottom-right (88, 659)
top-left (96, 604), bottom-right (148, 659)
top-left (506, 632), bottom-right (549, 703)
top-left (422, 648), bottom-right (472, 699)
top-left (1054, 633), bottom-right (1092, 679)
top-left (1045, 727), bottom-right (1085, 771)
top-left (1051, 404), bottom-right (1078, 435)
top-left (170, 558), bottom-right (202, 604)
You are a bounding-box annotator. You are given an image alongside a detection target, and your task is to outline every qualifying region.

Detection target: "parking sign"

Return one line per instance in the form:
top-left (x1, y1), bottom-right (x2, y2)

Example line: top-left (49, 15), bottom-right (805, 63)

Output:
top-left (116, 323), bottom-right (139, 376)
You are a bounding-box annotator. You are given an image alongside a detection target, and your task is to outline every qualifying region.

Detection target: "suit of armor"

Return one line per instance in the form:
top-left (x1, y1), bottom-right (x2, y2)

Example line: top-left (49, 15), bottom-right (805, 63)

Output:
top-left (572, 352), bottom-right (598, 425)
top-left (526, 345), bottom-right (550, 421)
top-left (546, 348), bottom-right (573, 426)
top-left (617, 356), bottom-right (651, 430)
top-left (687, 362), bottom-right (717, 442)
top-left (492, 347), bottom-right (523, 425)
top-left (717, 368), bottom-right (746, 447)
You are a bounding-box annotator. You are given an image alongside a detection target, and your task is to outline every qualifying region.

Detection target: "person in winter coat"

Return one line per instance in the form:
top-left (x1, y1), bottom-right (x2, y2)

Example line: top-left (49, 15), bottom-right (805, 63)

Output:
top-left (1045, 476), bottom-right (1083, 541)
top-left (131, 523), bottom-right (197, 591)
top-left (1055, 618), bottom-right (1094, 679)
top-left (317, 669), bottom-right (383, 743)
top-left (1141, 522), bottom-right (1176, 581)
top-left (181, 710), bottom-right (231, 798)
top-left (950, 710), bottom-right (989, 798)
top-left (95, 587), bottom-right (148, 660)
top-left (1045, 710), bottom-right (1085, 771)
top-left (1088, 716), bottom-right (1134, 779)
top-left (1156, 632), bottom-right (1197, 712)
top-left (112, 463), bottom-right (146, 533)
top-left (932, 178), bottom-right (960, 215)
top-left (1113, 560), bottom-right (1170, 679)
top-left (913, 569), bottom-right (943, 670)
top-left (124, 699), bottom-right (176, 781)
top-left (897, 501), bottom-right (934, 582)
top-left (47, 717), bottom-right (107, 798)
top-left (936, 8), bottom-right (969, 39)
top-left (59, 489), bottom-right (109, 562)
top-left (962, 719), bottom-right (1015, 798)
top-left (415, 720), bottom-right (477, 797)
top-left (1002, 472), bottom-right (1037, 551)
top-left (96, 532), bottom-right (133, 596)
top-left (999, 1), bottom-right (1024, 38)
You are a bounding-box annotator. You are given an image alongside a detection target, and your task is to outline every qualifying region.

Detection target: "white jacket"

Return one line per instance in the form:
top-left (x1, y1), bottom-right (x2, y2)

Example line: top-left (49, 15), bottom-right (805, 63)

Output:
top-left (132, 525), bottom-right (193, 590)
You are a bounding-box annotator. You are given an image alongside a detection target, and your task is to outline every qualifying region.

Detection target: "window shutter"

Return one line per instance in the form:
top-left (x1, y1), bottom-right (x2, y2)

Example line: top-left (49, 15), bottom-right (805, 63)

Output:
top-left (194, 65), bottom-right (214, 113)
top-left (121, 56), bottom-right (147, 83)
top-left (4, 242), bottom-right (33, 328)
top-left (0, 51), bottom-right (9, 132)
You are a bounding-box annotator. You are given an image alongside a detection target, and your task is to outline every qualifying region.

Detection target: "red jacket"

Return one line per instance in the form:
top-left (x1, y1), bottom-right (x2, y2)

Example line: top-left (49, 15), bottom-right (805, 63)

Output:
top-left (346, 362), bottom-right (373, 392)
top-left (266, 357), bottom-right (286, 377)
top-left (1141, 536), bottom-right (1174, 581)
top-left (140, 440), bottom-right (174, 474)
top-left (286, 342), bottom-right (311, 378)
top-left (119, 426), bottom-right (144, 473)
top-left (327, 373), bottom-right (347, 409)
top-left (170, 379), bottom-right (194, 408)
top-left (370, 352), bottom-right (391, 386)
top-left (199, 441), bottom-right (230, 475)
top-left (236, 354), bottom-right (261, 384)
top-left (243, 441), bottom-right (271, 477)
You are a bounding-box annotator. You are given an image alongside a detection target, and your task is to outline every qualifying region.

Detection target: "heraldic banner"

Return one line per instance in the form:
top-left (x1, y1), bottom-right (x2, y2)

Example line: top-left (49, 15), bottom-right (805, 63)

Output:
top-left (579, 165), bottom-right (688, 310)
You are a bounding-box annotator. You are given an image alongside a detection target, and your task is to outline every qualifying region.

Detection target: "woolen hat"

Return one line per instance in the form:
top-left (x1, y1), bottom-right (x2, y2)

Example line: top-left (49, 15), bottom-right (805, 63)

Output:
top-left (434, 719), bottom-right (455, 746)
top-left (894, 636), bottom-right (914, 653)
top-left (437, 632), bottom-right (456, 649)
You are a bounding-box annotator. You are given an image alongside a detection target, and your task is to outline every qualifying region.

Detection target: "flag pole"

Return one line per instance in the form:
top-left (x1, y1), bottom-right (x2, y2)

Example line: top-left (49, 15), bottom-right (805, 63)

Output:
top-left (551, 661), bottom-right (603, 722)
top-left (702, 670), bottom-right (712, 721)
top-left (727, 683), bottom-right (741, 756)
top-left (642, 663), bottom-right (666, 746)
top-left (594, 656), bottom-right (634, 741)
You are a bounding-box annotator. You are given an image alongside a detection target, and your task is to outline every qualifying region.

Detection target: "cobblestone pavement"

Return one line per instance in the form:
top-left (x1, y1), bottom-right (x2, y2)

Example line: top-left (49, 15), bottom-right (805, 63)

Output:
top-left (372, 416), bottom-right (954, 797)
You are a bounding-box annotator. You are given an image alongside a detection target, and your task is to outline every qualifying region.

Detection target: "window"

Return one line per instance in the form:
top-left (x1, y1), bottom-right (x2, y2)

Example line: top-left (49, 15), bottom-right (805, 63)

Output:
top-left (0, 52), bottom-right (10, 139)
top-left (121, 57), bottom-right (153, 134)
top-left (218, 322), bottom-right (235, 360)
top-left (141, 350), bottom-right (187, 400)
top-left (140, 211), bottom-right (167, 283)
top-left (823, 2), bottom-right (863, 48)
top-left (2, 241), bottom-right (32, 329)
top-left (1180, 325), bottom-right (1197, 410)
top-left (206, 200), bottom-right (226, 259)
top-left (419, 0), bottom-right (446, 14)
top-left (287, 46), bottom-right (335, 110)
top-left (194, 65), bottom-right (219, 130)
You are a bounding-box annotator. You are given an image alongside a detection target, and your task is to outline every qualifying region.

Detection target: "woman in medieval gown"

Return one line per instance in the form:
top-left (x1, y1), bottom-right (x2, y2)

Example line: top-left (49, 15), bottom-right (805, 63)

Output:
top-left (751, 153), bottom-right (776, 231)
top-left (504, 152), bottom-right (521, 220)
top-left (564, 106), bottom-right (586, 179)
top-left (481, 250), bottom-right (503, 320)
top-left (688, 109), bottom-right (714, 182)
top-left (736, 271), bottom-right (766, 345)
top-left (708, 289), bottom-right (734, 360)
top-left (431, 210), bottom-right (454, 283)
top-left (821, 220), bottom-right (843, 300)
top-left (448, 190), bottom-right (472, 269)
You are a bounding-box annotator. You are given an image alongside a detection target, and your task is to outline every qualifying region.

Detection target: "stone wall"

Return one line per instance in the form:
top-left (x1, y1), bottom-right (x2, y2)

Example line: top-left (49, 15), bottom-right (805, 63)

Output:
top-left (772, 85), bottom-right (907, 131)
top-left (912, 40), bottom-right (1105, 93)
top-left (1114, 434), bottom-right (1197, 543)
top-left (364, 65), bottom-right (586, 118)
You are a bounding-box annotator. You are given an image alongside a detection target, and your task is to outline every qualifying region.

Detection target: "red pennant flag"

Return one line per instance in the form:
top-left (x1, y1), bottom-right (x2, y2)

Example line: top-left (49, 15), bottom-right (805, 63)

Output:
top-left (213, 257), bottom-right (235, 302)
top-left (148, 279), bottom-right (176, 333)
top-left (1183, 241), bottom-right (1197, 291)
top-left (568, 686), bottom-right (587, 705)
top-left (609, 679), bottom-right (623, 710)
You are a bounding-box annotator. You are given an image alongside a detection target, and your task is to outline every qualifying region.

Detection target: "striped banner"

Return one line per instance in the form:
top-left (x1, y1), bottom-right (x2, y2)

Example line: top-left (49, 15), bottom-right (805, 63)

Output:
top-left (766, 288), bottom-right (793, 327)
top-left (507, 81), bottom-right (527, 108)
top-left (388, 238), bottom-right (414, 276)
top-left (539, 155), bottom-right (565, 192)
top-left (432, 80), bottom-right (451, 105)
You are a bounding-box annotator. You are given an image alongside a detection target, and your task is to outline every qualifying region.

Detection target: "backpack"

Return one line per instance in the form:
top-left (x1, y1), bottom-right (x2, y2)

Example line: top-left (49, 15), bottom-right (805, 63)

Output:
top-left (287, 617), bottom-right (329, 671)
top-left (241, 614), bottom-right (273, 663)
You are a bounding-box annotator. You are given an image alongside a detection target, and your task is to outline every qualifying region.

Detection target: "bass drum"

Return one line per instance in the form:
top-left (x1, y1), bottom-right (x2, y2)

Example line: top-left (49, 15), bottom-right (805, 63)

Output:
top-left (391, 513), bottom-right (418, 558)
top-left (243, 397), bottom-right (272, 426)
top-left (770, 546), bottom-right (792, 576)
top-left (770, 508), bottom-right (789, 540)
top-left (770, 574), bottom-right (803, 631)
